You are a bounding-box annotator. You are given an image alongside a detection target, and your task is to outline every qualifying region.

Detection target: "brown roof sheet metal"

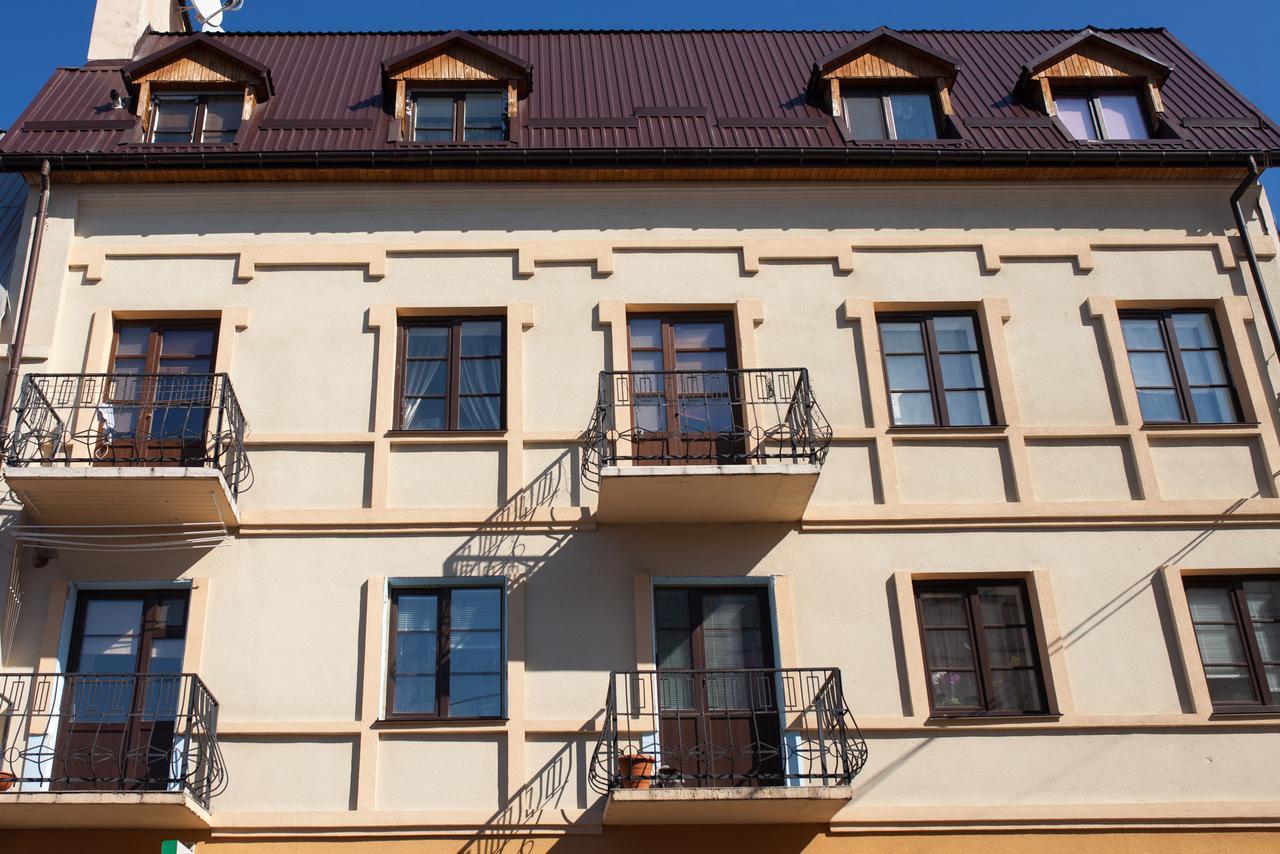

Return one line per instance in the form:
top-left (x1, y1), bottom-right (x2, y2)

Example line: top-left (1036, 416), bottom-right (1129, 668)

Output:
top-left (0, 172), bottom-right (29, 299)
top-left (0, 29), bottom-right (1277, 171)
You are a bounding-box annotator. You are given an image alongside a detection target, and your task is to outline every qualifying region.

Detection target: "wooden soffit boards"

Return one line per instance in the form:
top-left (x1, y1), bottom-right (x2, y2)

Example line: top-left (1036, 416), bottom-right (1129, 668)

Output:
top-left (383, 30), bottom-right (532, 94)
top-left (816, 29), bottom-right (960, 117)
top-left (123, 34), bottom-right (274, 102)
top-left (1020, 30), bottom-right (1173, 117)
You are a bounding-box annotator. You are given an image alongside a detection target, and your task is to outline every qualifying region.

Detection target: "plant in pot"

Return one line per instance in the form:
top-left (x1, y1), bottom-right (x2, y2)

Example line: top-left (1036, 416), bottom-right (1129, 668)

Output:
top-left (617, 753), bottom-right (656, 789)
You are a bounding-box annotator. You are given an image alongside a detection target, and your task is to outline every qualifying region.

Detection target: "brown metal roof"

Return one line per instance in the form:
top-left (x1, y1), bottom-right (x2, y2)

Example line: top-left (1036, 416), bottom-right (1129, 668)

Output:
top-left (0, 28), bottom-right (1276, 173)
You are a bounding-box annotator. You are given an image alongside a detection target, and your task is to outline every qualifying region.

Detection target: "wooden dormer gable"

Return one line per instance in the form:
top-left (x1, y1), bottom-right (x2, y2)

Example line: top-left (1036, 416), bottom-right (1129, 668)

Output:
top-left (1019, 28), bottom-right (1174, 120)
top-left (813, 28), bottom-right (961, 119)
top-left (382, 30), bottom-right (533, 129)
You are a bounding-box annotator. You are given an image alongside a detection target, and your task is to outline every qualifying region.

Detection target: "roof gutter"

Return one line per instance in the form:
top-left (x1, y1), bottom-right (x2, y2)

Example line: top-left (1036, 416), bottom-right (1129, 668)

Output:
top-left (0, 160), bottom-right (50, 449)
top-left (1230, 154), bottom-right (1280, 361)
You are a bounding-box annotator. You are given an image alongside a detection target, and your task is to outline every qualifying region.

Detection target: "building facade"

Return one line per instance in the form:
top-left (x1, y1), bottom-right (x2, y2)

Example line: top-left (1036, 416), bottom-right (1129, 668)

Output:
top-left (2, 3), bottom-right (1280, 852)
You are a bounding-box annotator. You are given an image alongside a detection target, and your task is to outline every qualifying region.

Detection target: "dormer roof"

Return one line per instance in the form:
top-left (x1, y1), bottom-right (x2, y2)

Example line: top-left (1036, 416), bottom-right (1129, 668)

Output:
top-left (1020, 27), bottom-right (1173, 84)
top-left (382, 30), bottom-right (533, 96)
top-left (122, 33), bottom-right (274, 101)
top-left (815, 27), bottom-right (960, 79)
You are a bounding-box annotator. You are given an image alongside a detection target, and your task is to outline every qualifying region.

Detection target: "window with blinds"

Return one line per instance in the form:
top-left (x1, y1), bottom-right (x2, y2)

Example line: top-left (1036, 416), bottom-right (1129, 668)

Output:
top-left (1185, 577), bottom-right (1280, 713)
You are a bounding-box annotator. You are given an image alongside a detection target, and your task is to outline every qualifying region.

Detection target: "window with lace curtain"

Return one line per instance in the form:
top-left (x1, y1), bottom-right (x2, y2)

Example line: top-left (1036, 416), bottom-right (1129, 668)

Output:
top-left (396, 317), bottom-right (505, 432)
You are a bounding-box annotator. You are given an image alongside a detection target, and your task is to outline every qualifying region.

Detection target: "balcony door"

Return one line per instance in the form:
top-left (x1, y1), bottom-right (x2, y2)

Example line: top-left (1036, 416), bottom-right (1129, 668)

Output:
top-left (53, 590), bottom-right (189, 792)
top-left (100, 321), bottom-right (218, 466)
top-left (654, 586), bottom-right (783, 787)
top-left (627, 314), bottom-right (743, 465)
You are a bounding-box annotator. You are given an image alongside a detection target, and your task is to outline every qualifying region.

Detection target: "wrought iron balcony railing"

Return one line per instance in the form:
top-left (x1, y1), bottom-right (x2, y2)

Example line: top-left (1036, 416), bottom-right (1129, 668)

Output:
top-left (583, 368), bottom-right (832, 476)
top-left (0, 672), bottom-right (226, 809)
top-left (588, 668), bottom-right (867, 792)
top-left (5, 373), bottom-right (251, 497)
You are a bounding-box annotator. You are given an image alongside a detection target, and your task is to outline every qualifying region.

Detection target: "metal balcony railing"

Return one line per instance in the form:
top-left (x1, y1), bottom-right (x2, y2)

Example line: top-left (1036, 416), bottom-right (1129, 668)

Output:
top-left (0, 673), bottom-right (226, 809)
top-left (583, 368), bottom-right (832, 477)
top-left (4, 373), bottom-right (251, 497)
top-left (588, 668), bottom-right (867, 792)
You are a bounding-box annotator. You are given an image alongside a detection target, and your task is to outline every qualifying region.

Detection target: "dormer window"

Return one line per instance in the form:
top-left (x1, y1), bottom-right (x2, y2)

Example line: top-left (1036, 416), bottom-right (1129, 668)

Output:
top-left (411, 90), bottom-right (507, 142)
top-left (1055, 89), bottom-right (1150, 141)
top-left (150, 92), bottom-right (243, 144)
top-left (842, 87), bottom-right (938, 141)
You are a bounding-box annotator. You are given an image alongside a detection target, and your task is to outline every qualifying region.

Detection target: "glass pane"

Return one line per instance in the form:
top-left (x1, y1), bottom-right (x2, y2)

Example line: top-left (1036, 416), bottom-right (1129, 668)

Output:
top-left (1121, 318), bottom-right (1164, 351)
top-left (1056, 96), bottom-right (1097, 141)
top-left (395, 632), bottom-right (438, 673)
top-left (888, 91), bottom-right (937, 140)
top-left (1172, 313), bottom-right (1217, 348)
top-left (1243, 580), bottom-right (1280, 622)
top-left (1187, 586), bottom-right (1236, 622)
top-left (1180, 350), bottom-right (1228, 386)
top-left (1136, 389), bottom-right (1183, 422)
top-left (918, 593), bottom-right (967, 628)
top-left (634, 400), bottom-right (667, 432)
top-left (464, 92), bottom-right (505, 125)
top-left (460, 358), bottom-right (502, 394)
top-left (148, 638), bottom-right (186, 675)
top-left (705, 671), bottom-right (755, 710)
top-left (631, 351), bottom-right (664, 373)
top-left (460, 321), bottom-right (503, 356)
top-left (941, 353), bottom-right (984, 389)
top-left (989, 669), bottom-right (1043, 712)
top-left (153, 99), bottom-right (196, 138)
top-left (674, 351), bottom-right (729, 373)
top-left (703, 593), bottom-right (762, 629)
top-left (448, 674), bottom-right (502, 717)
top-left (449, 630), bottom-right (502, 673)
top-left (1204, 666), bottom-right (1257, 703)
top-left (880, 322), bottom-right (923, 354)
top-left (944, 390), bottom-right (992, 426)
top-left (154, 598), bottom-right (187, 629)
top-left (1266, 666), bottom-right (1280, 696)
top-left (452, 588), bottom-right (501, 630)
top-left (1189, 388), bottom-right (1236, 424)
top-left (843, 93), bottom-right (887, 140)
top-left (629, 318), bottom-right (663, 348)
top-left (985, 627), bottom-right (1036, 668)
top-left (657, 629), bottom-right (693, 669)
top-left (932, 316), bottom-right (978, 352)
top-left (406, 326), bottom-right (449, 358)
top-left (704, 629), bottom-right (764, 669)
top-left (396, 595), bottom-right (438, 631)
top-left (679, 400), bottom-right (733, 434)
top-left (1098, 93), bottom-right (1149, 140)
top-left (1253, 623), bottom-right (1280, 662)
top-left (923, 628), bottom-right (976, 669)
top-left (978, 586), bottom-right (1026, 626)
top-left (77, 635), bottom-right (140, 673)
top-left (1127, 351), bottom-right (1176, 387)
top-left (458, 396), bottom-right (502, 430)
top-left (673, 322), bottom-right (726, 350)
top-left (403, 398), bottom-right (446, 431)
top-left (393, 674), bottom-right (436, 714)
top-left (404, 360), bottom-right (447, 397)
top-left (890, 391), bottom-right (936, 426)
top-left (1195, 624), bottom-right (1248, 665)
top-left (655, 589), bottom-right (691, 629)
top-left (658, 672), bottom-right (695, 710)
top-left (930, 670), bottom-right (981, 709)
top-left (159, 328), bottom-right (215, 358)
top-left (115, 326), bottom-right (150, 357)
top-left (885, 355), bottom-right (930, 391)
top-left (82, 599), bottom-right (144, 636)
top-left (202, 96), bottom-right (242, 142)
top-left (71, 675), bottom-right (134, 723)
top-left (414, 94), bottom-right (453, 134)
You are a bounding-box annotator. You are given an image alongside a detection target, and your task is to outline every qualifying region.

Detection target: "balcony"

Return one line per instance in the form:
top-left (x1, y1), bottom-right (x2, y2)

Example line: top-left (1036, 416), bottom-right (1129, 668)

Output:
top-left (3, 373), bottom-right (250, 526)
top-left (584, 369), bottom-right (831, 523)
top-left (588, 668), bottom-right (867, 824)
top-left (0, 673), bottom-right (225, 828)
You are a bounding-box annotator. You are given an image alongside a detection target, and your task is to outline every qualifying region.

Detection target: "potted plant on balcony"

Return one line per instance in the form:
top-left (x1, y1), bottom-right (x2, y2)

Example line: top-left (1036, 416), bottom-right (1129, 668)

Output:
top-left (617, 753), bottom-right (656, 789)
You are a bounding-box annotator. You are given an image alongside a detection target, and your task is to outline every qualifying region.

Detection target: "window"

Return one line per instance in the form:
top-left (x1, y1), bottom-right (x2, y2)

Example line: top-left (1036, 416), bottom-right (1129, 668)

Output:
top-left (878, 312), bottom-right (995, 427)
top-left (411, 90), bottom-right (507, 142)
top-left (1119, 310), bottom-right (1240, 424)
top-left (150, 92), bottom-right (243, 144)
top-left (1185, 577), bottom-right (1280, 713)
top-left (914, 580), bottom-right (1051, 717)
top-left (841, 87), bottom-right (938, 140)
top-left (1056, 89), bottom-right (1150, 140)
top-left (387, 586), bottom-right (505, 719)
top-left (396, 318), bottom-right (504, 432)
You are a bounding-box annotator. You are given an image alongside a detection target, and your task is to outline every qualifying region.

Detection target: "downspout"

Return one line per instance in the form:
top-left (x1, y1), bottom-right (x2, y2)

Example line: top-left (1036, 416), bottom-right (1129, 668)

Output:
top-left (0, 159), bottom-right (51, 447)
top-left (1231, 155), bottom-right (1280, 361)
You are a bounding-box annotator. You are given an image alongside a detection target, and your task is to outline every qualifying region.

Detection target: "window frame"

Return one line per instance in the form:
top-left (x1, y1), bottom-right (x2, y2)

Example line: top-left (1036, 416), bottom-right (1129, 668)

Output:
top-left (913, 579), bottom-right (1054, 719)
top-left (876, 310), bottom-right (999, 428)
top-left (385, 584), bottom-right (507, 722)
top-left (394, 316), bottom-right (507, 433)
top-left (1118, 308), bottom-right (1242, 425)
top-left (1053, 87), bottom-right (1151, 141)
top-left (408, 88), bottom-right (509, 143)
top-left (1184, 575), bottom-right (1280, 716)
top-left (840, 84), bottom-right (941, 141)
top-left (148, 90), bottom-right (244, 145)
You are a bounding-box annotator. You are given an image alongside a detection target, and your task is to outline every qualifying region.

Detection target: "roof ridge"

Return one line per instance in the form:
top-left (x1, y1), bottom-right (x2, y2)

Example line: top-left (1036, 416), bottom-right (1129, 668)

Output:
top-left (147, 26), bottom-right (1171, 36)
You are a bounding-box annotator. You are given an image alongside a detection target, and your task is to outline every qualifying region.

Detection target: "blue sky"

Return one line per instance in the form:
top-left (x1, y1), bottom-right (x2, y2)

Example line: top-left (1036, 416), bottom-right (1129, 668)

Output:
top-left (0, 0), bottom-right (1276, 192)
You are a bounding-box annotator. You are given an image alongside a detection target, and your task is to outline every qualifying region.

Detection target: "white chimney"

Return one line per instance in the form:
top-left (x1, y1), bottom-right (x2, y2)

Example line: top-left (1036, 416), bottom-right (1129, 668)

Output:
top-left (87, 0), bottom-right (188, 62)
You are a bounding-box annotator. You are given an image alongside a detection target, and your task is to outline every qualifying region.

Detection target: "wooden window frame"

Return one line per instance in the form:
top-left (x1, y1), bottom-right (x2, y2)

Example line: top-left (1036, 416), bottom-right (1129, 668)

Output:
top-left (67, 588), bottom-right (190, 674)
top-left (876, 310), bottom-right (998, 428)
top-left (394, 316), bottom-right (507, 433)
top-left (1119, 308), bottom-right (1242, 425)
top-left (109, 319), bottom-right (220, 375)
top-left (385, 585), bottom-right (506, 722)
top-left (408, 88), bottom-right (508, 143)
top-left (1053, 87), bottom-right (1152, 141)
top-left (1184, 575), bottom-right (1280, 715)
top-left (913, 579), bottom-right (1054, 718)
top-left (148, 90), bottom-right (244, 145)
top-left (625, 312), bottom-right (739, 373)
top-left (840, 84), bottom-right (941, 141)
top-left (653, 586), bottom-right (777, 672)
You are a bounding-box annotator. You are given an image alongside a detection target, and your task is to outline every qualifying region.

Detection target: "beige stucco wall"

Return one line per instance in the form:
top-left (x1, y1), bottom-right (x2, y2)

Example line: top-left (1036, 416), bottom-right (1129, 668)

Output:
top-left (2, 180), bottom-right (1280, 842)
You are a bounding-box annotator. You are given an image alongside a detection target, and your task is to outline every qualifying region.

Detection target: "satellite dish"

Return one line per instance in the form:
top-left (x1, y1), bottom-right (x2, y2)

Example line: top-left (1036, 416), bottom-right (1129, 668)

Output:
top-left (186, 0), bottom-right (246, 33)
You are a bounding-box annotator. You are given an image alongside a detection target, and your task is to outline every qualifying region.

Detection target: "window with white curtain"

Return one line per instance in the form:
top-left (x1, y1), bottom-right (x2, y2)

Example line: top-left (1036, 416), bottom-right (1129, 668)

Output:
top-left (397, 317), bottom-right (505, 432)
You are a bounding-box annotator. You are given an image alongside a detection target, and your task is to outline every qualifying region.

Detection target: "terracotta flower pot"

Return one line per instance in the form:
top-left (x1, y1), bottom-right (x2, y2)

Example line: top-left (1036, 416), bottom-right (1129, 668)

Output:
top-left (0, 771), bottom-right (16, 793)
top-left (618, 754), bottom-right (656, 789)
